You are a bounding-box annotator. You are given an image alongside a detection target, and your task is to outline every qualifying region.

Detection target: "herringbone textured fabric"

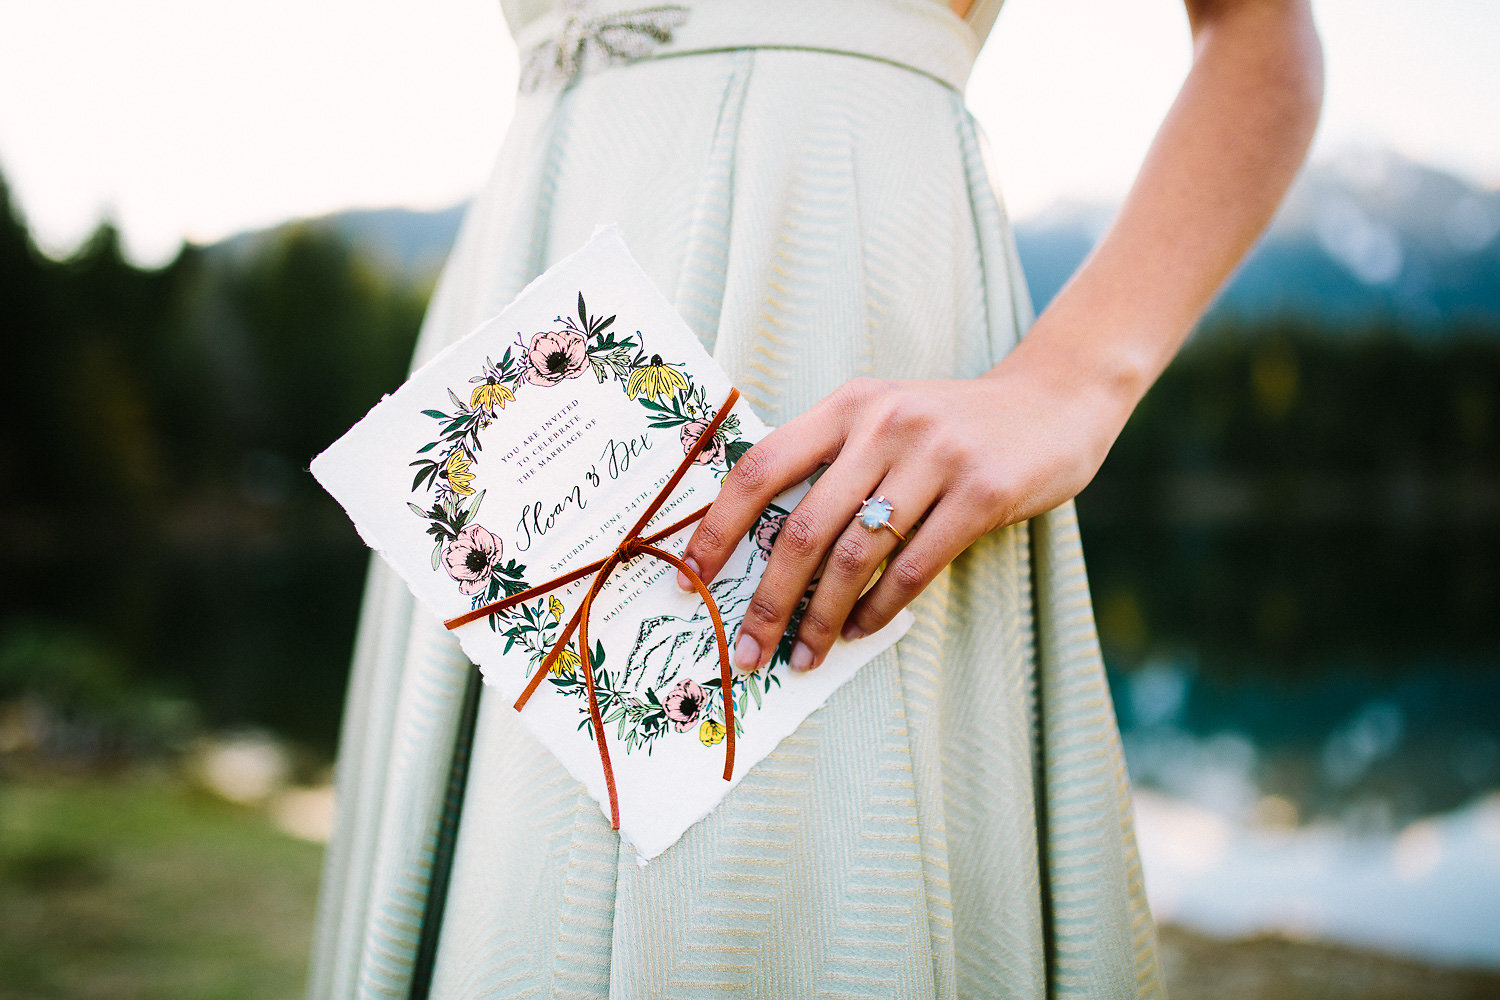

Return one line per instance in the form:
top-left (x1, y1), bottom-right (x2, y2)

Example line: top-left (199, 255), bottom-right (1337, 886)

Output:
top-left (307, 2), bottom-right (1164, 997)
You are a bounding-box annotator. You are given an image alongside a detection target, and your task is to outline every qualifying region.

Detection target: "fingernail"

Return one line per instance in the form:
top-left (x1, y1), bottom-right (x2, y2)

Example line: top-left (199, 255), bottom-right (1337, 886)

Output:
top-left (676, 556), bottom-right (700, 592)
top-left (790, 641), bottom-right (814, 672)
top-left (734, 633), bottom-right (761, 671)
top-left (841, 622), bottom-right (865, 641)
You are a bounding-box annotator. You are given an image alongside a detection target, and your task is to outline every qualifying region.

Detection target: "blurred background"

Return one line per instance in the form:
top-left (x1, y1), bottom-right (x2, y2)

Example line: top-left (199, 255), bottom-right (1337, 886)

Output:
top-left (1, 1), bottom-right (1497, 997)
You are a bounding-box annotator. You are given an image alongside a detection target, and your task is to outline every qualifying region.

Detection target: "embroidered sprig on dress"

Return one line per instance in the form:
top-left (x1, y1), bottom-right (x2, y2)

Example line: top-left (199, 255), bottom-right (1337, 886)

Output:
top-left (520, 1), bottom-right (690, 92)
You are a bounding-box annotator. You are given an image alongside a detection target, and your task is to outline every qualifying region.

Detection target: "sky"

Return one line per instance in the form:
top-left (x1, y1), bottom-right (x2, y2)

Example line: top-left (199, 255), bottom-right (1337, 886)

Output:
top-left (0, 0), bottom-right (1496, 265)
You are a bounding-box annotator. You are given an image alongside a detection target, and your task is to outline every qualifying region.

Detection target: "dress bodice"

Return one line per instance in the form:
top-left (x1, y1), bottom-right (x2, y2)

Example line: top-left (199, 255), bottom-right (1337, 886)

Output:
top-left (500, 0), bottom-right (1003, 44)
top-left (500, 0), bottom-right (1000, 95)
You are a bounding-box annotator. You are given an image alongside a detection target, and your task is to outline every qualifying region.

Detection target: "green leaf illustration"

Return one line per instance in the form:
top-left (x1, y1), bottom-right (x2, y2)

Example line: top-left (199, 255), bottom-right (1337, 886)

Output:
top-left (604, 348), bottom-right (634, 377)
top-left (460, 489), bottom-right (485, 526)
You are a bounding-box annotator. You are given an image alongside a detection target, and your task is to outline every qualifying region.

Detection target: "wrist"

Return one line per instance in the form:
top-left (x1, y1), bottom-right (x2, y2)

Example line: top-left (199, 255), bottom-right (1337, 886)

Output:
top-left (986, 312), bottom-right (1156, 441)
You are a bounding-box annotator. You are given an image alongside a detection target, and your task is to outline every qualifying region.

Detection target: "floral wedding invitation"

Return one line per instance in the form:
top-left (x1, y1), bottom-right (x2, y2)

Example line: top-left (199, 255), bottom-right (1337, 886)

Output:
top-left (312, 228), bottom-right (911, 861)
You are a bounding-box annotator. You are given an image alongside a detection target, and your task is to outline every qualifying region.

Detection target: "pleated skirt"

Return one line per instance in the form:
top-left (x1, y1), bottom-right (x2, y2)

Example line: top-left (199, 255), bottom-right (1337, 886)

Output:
top-left (308, 38), bottom-right (1165, 1000)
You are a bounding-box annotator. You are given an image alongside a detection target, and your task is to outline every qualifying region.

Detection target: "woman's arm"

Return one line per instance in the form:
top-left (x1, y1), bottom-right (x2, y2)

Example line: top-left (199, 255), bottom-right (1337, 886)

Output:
top-left (1012, 0), bottom-right (1325, 430)
top-left (681, 0), bottom-right (1324, 672)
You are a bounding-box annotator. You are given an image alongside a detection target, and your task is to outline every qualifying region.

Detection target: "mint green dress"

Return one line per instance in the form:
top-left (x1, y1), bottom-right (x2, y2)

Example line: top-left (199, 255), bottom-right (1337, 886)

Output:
top-left (307, 2), bottom-right (1165, 997)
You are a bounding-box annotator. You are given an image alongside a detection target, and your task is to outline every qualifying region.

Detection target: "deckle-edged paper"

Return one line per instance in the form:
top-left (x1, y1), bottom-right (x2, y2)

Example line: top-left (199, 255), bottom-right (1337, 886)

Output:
top-left (312, 228), bottom-right (911, 861)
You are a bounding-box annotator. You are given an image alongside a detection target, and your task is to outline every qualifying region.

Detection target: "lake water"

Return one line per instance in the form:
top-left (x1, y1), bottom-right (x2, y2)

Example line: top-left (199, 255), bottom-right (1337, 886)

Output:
top-left (1117, 660), bottom-right (1500, 967)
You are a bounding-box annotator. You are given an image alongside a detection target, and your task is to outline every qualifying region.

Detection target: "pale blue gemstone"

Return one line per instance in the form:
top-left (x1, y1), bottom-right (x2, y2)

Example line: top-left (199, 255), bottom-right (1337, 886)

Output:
top-left (859, 498), bottom-right (892, 528)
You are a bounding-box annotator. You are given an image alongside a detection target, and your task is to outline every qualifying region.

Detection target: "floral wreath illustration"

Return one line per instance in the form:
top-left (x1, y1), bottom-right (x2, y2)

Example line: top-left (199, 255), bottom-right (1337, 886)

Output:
top-left (406, 293), bottom-right (794, 754)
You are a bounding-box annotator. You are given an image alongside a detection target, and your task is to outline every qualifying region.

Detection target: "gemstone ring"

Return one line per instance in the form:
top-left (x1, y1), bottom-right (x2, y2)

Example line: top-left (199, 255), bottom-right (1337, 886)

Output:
top-left (856, 495), bottom-right (906, 544)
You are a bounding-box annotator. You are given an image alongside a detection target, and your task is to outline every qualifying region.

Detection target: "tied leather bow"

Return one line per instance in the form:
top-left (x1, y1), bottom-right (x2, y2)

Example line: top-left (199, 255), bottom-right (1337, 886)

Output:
top-left (444, 389), bottom-right (741, 829)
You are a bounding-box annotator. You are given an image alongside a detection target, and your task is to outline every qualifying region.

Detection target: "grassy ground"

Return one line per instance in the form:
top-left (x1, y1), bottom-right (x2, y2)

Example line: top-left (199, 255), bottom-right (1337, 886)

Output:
top-left (3, 770), bottom-right (1499, 1000)
top-left (0, 771), bottom-right (321, 1000)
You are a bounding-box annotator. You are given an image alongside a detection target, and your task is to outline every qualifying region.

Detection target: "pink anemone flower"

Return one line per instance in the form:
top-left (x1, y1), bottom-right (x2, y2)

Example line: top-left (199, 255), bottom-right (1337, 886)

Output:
top-left (680, 418), bottom-right (726, 466)
top-left (753, 513), bottom-right (786, 557)
top-left (442, 524), bottom-right (503, 595)
top-left (663, 677), bottom-right (708, 732)
top-left (523, 329), bottom-right (589, 386)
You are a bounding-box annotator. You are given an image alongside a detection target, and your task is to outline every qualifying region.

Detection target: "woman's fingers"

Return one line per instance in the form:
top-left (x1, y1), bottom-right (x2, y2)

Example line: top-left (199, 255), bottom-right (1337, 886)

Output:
top-left (788, 477), bottom-right (935, 670)
top-left (728, 449), bottom-right (889, 671)
top-left (842, 500), bottom-right (975, 640)
top-left (682, 393), bottom-right (852, 584)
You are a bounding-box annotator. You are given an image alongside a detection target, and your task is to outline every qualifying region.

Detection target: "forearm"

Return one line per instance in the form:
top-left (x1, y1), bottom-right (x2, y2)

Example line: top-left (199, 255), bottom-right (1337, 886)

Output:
top-left (993, 0), bottom-right (1324, 428)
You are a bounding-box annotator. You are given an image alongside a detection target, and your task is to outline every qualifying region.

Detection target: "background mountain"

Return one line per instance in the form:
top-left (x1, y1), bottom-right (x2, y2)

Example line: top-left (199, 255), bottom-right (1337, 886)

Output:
top-left (1017, 149), bottom-right (1500, 332)
top-left (215, 203), bottom-right (468, 278)
top-left (233, 149), bottom-right (1499, 334)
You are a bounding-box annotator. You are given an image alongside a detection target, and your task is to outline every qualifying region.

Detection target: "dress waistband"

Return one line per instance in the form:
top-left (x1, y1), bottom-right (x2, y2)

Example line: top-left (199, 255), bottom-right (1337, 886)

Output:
top-left (513, 0), bottom-right (979, 94)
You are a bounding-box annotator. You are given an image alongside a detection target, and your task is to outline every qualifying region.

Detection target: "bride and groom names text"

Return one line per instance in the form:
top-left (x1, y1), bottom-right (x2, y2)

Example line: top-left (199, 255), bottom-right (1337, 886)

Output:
top-left (503, 401), bottom-right (657, 556)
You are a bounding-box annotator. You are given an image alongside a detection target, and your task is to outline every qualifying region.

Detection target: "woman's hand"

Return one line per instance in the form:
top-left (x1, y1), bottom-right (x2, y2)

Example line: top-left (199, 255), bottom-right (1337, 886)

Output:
top-left (679, 350), bottom-right (1136, 673)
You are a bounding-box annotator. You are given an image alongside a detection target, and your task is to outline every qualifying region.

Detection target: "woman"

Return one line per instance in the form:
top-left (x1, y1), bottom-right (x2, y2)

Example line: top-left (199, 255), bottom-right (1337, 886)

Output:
top-left (308, 1), bottom-right (1322, 997)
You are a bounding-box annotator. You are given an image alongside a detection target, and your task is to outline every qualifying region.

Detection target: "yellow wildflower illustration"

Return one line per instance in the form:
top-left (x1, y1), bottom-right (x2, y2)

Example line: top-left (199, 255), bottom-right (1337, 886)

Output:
top-left (443, 450), bottom-right (475, 495)
top-left (470, 381), bottom-right (515, 412)
top-left (698, 718), bottom-right (726, 747)
top-left (550, 646), bottom-right (582, 677)
top-left (549, 595), bottom-right (565, 620)
top-left (625, 355), bottom-right (688, 401)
